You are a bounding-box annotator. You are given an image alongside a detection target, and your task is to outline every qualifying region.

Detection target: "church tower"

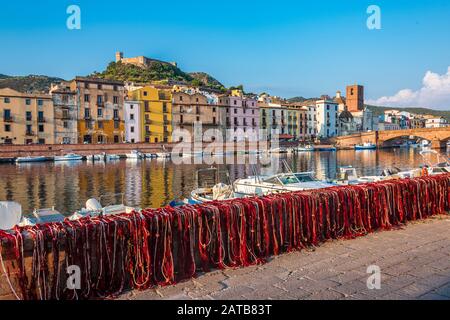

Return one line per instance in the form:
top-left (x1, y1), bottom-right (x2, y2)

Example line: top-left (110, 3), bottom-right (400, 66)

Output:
top-left (346, 84), bottom-right (364, 112)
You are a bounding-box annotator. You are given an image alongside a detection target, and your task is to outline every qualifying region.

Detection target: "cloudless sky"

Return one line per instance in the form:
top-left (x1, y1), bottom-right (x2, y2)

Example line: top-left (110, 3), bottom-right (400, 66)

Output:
top-left (0, 0), bottom-right (449, 101)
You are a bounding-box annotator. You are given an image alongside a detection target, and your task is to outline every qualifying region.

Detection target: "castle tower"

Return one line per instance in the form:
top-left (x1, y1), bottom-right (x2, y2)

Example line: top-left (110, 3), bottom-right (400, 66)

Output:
top-left (346, 85), bottom-right (364, 112)
top-left (116, 51), bottom-right (123, 62)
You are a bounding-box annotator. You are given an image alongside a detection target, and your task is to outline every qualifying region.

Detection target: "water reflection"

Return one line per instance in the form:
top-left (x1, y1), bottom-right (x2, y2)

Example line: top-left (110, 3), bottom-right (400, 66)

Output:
top-left (0, 148), bottom-right (447, 215)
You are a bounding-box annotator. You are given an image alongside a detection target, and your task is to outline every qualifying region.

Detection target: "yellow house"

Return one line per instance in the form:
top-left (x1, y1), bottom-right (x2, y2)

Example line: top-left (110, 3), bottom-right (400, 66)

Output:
top-left (128, 86), bottom-right (172, 143)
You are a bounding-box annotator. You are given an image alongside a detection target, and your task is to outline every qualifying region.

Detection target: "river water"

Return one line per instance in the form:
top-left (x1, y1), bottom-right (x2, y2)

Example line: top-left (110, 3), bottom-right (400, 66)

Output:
top-left (0, 148), bottom-right (448, 215)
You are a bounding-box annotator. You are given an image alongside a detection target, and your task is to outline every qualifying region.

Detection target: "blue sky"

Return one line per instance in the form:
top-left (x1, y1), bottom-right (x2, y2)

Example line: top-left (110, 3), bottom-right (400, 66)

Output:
top-left (1, 0), bottom-right (449, 108)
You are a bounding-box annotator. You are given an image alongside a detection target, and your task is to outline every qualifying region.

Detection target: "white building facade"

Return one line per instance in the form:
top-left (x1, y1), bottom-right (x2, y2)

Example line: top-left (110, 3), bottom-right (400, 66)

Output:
top-left (124, 100), bottom-right (141, 143)
top-left (315, 100), bottom-right (338, 138)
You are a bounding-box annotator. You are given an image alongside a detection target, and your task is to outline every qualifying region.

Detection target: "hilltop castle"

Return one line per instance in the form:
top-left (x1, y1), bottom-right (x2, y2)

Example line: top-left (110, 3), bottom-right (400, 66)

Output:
top-left (115, 51), bottom-right (177, 68)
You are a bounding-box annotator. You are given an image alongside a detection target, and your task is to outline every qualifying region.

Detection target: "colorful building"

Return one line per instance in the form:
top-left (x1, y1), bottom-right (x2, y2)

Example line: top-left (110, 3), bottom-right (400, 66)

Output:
top-left (218, 91), bottom-right (259, 142)
top-left (0, 88), bottom-right (54, 145)
top-left (50, 82), bottom-right (78, 144)
top-left (172, 91), bottom-right (219, 143)
top-left (128, 86), bottom-right (172, 143)
top-left (70, 77), bottom-right (125, 144)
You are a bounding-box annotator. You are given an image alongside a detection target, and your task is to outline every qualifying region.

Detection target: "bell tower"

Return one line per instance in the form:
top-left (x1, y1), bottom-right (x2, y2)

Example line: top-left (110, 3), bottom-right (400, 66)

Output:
top-left (346, 84), bottom-right (364, 112)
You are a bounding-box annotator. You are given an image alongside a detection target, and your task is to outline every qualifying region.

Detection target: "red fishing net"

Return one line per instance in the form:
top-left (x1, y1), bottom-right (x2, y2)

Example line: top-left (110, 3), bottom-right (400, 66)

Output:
top-left (0, 174), bottom-right (449, 300)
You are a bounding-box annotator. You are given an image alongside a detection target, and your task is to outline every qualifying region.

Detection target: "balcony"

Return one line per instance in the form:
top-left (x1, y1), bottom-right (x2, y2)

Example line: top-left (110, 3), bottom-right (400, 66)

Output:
top-left (4, 116), bottom-right (13, 122)
top-left (38, 118), bottom-right (45, 123)
top-left (96, 102), bottom-right (105, 108)
top-left (25, 131), bottom-right (35, 136)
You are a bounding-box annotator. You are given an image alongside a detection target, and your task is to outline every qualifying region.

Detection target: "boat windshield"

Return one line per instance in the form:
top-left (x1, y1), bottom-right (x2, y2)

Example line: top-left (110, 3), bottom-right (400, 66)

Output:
top-left (294, 173), bottom-right (316, 182)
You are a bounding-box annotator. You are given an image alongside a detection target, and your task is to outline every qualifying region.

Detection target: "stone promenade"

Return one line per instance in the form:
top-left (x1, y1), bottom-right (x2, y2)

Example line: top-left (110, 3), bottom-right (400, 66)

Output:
top-left (120, 216), bottom-right (450, 300)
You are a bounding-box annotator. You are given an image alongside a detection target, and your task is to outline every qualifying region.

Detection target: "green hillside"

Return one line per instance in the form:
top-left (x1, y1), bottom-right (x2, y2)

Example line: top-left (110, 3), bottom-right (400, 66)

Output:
top-left (91, 61), bottom-right (226, 91)
top-left (0, 74), bottom-right (64, 93)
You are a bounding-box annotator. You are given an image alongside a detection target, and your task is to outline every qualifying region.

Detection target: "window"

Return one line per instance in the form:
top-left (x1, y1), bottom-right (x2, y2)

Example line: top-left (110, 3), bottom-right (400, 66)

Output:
top-left (130, 104), bottom-right (134, 110)
top-left (212, 107), bottom-right (216, 113)
top-left (84, 82), bottom-right (89, 89)
top-left (26, 111), bottom-right (32, 121)
top-left (38, 124), bottom-right (44, 132)
top-left (113, 109), bottom-right (119, 119)
top-left (130, 114), bottom-right (134, 120)
top-left (84, 94), bottom-right (90, 102)
top-left (113, 96), bottom-right (119, 104)
top-left (98, 84), bottom-right (102, 90)
top-left (98, 121), bottom-right (104, 129)
top-left (179, 95), bottom-right (183, 101)
top-left (143, 91), bottom-right (148, 96)
top-left (38, 111), bottom-right (44, 121)
top-left (38, 139), bottom-right (45, 144)
top-left (4, 124), bottom-right (10, 132)
top-left (113, 85), bottom-right (118, 91)
top-left (196, 116), bottom-right (200, 122)
top-left (131, 139), bottom-right (135, 143)
top-left (26, 99), bottom-right (31, 105)
top-left (163, 103), bottom-right (167, 113)
top-left (234, 108), bottom-right (237, 114)
top-left (84, 108), bottom-right (91, 118)
top-left (97, 95), bottom-right (103, 104)
top-left (63, 121), bottom-right (68, 129)
top-left (4, 98), bottom-right (10, 103)
top-left (131, 126), bottom-right (134, 133)
top-left (37, 100), bottom-right (43, 106)
top-left (97, 135), bottom-right (104, 143)
top-left (97, 108), bottom-right (103, 117)
top-left (234, 100), bottom-right (237, 105)
top-left (114, 121), bottom-right (119, 129)
top-left (213, 117), bottom-right (216, 124)
top-left (62, 110), bottom-right (69, 119)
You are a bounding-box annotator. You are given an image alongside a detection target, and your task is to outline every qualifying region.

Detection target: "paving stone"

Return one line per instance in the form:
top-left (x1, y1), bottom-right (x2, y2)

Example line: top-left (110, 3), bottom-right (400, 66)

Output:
top-left (118, 218), bottom-right (450, 301)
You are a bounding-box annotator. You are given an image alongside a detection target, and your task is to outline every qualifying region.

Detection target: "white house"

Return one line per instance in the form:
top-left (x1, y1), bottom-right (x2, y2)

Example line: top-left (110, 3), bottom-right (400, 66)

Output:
top-left (315, 100), bottom-right (338, 138)
top-left (425, 116), bottom-right (449, 128)
top-left (124, 100), bottom-right (141, 143)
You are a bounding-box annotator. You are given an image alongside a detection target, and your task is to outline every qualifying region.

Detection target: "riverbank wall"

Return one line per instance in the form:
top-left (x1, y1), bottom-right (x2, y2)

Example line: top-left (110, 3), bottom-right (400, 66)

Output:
top-left (1, 174), bottom-right (449, 300)
top-left (0, 141), bottom-right (280, 159)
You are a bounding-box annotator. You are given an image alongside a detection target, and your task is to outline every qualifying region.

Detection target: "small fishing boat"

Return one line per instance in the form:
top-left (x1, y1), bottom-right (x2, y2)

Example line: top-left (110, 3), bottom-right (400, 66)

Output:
top-left (69, 196), bottom-right (136, 220)
top-left (419, 150), bottom-right (450, 175)
top-left (31, 207), bottom-right (65, 225)
top-left (105, 154), bottom-right (120, 161)
top-left (144, 153), bottom-right (157, 159)
top-left (126, 150), bottom-right (143, 159)
top-left (15, 156), bottom-right (48, 163)
top-left (355, 142), bottom-right (377, 150)
top-left (296, 145), bottom-right (315, 152)
top-left (54, 153), bottom-right (84, 161)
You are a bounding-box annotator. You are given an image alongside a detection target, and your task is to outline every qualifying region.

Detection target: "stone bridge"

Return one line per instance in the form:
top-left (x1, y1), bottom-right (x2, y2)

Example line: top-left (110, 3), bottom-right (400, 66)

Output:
top-left (335, 127), bottom-right (450, 149)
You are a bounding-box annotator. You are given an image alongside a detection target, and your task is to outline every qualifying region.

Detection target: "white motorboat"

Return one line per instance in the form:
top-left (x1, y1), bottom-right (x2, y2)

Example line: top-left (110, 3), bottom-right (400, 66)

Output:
top-left (335, 166), bottom-right (419, 185)
top-left (297, 145), bottom-right (315, 152)
top-left (420, 150), bottom-right (450, 175)
top-left (88, 154), bottom-right (104, 161)
top-left (15, 156), bottom-right (48, 163)
top-left (126, 150), bottom-right (143, 159)
top-left (355, 142), bottom-right (377, 150)
top-left (156, 152), bottom-right (171, 158)
top-left (69, 197), bottom-right (136, 220)
top-left (190, 183), bottom-right (236, 203)
top-left (233, 172), bottom-right (337, 197)
top-left (144, 153), bottom-right (157, 159)
top-left (269, 147), bottom-right (288, 154)
top-left (54, 153), bottom-right (84, 161)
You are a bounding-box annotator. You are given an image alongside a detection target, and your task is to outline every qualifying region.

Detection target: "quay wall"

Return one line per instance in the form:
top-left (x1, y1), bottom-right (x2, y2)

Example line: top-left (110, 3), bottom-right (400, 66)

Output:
top-left (0, 141), bottom-right (276, 158)
top-left (0, 174), bottom-right (449, 300)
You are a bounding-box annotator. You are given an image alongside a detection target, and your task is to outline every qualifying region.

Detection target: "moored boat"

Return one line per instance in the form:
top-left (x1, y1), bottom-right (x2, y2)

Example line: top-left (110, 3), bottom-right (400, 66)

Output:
top-left (126, 150), bottom-right (143, 159)
top-left (296, 145), bottom-right (315, 152)
top-left (54, 153), bottom-right (84, 161)
top-left (15, 156), bottom-right (49, 163)
top-left (355, 142), bottom-right (377, 150)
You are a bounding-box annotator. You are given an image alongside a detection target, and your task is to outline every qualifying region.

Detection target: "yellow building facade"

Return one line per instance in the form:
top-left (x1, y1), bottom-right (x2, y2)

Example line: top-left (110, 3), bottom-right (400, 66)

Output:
top-left (128, 86), bottom-right (172, 143)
